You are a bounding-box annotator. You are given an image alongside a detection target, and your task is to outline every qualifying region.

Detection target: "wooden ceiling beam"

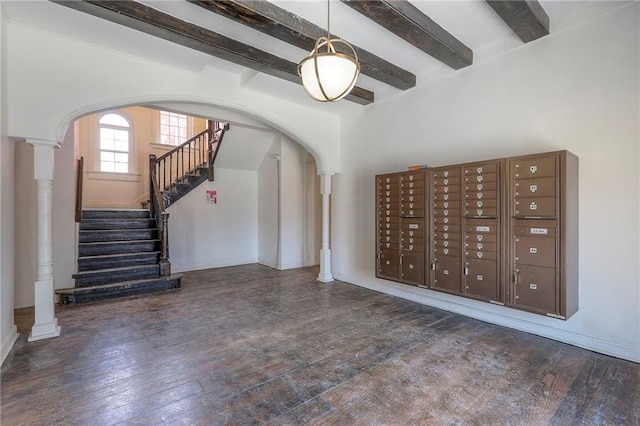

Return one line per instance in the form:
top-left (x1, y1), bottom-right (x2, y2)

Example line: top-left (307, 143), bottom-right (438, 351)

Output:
top-left (340, 0), bottom-right (472, 70)
top-left (485, 1), bottom-right (549, 43)
top-left (188, 0), bottom-right (416, 90)
top-left (51, 0), bottom-right (374, 105)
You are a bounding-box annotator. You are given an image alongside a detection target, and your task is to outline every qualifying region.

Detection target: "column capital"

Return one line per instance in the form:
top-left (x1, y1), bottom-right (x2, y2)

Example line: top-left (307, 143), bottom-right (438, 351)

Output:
top-left (26, 139), bottom-right (60, 180)
top-left (319, 172), bottom-right (334, 195)
top-left (26, 138), bottom-right (61, 149)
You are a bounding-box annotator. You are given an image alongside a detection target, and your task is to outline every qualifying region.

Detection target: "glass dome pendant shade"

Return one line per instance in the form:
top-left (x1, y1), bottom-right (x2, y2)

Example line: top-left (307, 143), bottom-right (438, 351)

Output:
top-left (298, 37), bottom-right (360, 102)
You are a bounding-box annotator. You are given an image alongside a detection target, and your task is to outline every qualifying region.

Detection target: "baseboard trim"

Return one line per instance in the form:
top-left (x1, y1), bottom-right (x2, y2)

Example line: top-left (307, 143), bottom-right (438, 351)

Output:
top-left (1, 326), bottom-right (18, 366)
top-left (335, 273), bottom-right (640, 363)
top-left (173, 258), bottom-right (259, 273)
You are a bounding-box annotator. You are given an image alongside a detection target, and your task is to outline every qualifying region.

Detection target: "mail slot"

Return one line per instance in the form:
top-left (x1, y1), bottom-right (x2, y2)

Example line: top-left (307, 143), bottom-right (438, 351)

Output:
top-left (514, 196), bottom-right (556, 218)
top-left (464, 172), bottom-right (497, 184)
top-left (514, 176), bottom-right (556, 198)
top-left (464, 249), bottom-right (497, 261)
top-left (464, 232), bottom-right (497, 243)
top-left (464, 241), bottom-right (497, 252)
top-left (432, 168), bottom-right (460, 179)
top-left (464, 190), bottom-right (498, 201)
top-left (464, 207), bottom-right (498, 218)
top-left (465, 258), bottom-right (499, 301)
top-left (433, 208), bottom-right (462, 218)
top-left (432, 184), bottom-right (461, 195)
top-left (433, 231), bottom-right (461, 242)
top-left (433, 191), bottom-right (461, 202)
top-left (514, 265), bottom-right (557, 313)
top-left (464, 198), bottom-right (497, 209)
top-left (433, 176), bottom-right (461, 187)
top-left (433, 239), bottom-right (462, 249)
top-left (433, 216), bottom-right (462, 226)
top-left (514, 235), bottom-right (556, 267)
top-left (512, 156), bottom-right (557, 179)
top-left (464, 163), bottom-right (498, 176)
top-left (464, 181), bottom-right (497, 192)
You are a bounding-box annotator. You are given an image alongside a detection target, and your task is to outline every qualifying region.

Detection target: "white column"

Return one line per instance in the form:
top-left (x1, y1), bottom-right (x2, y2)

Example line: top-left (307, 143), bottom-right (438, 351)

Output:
top-left (317, 173), bottom-right (334, 283)
top-left (27, 139), bottom-right (61, 342)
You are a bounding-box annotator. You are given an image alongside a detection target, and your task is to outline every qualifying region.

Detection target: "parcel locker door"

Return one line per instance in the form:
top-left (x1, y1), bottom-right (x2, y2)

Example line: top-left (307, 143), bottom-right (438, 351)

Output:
top-left (433, 255), bottom-right (462, 294)
top-left (514, 265), bottom-right (557, 314)
top-left (401, 251), bottom-right (425, 286)
top-left (465, 258), bottom-right (499, 301)
top-left (514, 235), bottom-right (556, 268)
top-left (378, 249), bottom-right (400, 281)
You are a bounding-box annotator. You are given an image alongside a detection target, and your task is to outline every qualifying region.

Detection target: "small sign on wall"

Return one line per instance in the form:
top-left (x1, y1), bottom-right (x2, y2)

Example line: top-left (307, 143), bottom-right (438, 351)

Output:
top-left (206, 190), bottom-right (217, 204)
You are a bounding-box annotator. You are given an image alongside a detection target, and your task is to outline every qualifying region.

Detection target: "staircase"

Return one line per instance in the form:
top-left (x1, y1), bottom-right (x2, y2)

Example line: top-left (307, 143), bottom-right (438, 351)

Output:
top-left (56, 209), bottom-right (182, 305)
top-left (61, 121), bottom-right (228, 305)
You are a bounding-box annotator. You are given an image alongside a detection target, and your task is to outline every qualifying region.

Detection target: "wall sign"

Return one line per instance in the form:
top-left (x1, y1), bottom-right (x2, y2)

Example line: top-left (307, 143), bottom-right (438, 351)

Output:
top-left (206, 190), bottom-right (217, 204)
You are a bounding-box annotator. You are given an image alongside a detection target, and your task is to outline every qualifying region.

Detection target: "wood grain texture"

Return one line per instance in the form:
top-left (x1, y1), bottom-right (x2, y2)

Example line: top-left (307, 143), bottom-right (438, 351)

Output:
top-left (51, 0), bottom-right (374, 105)
top-left (189, 0), bottom-right (416, 90)
top-left (2, 264), bottom-right (638, 425)
top-left (486, 0), bottom-right (550, 43)
top-left (341, 0), bottom-right (473, 69)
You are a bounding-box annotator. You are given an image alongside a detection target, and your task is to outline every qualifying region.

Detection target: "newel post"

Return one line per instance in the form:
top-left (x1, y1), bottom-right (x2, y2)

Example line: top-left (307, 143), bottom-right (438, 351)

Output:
top-left (159, 212), bottom-right (171, 276)
top-left (149, 154), bottom-right (157, 218)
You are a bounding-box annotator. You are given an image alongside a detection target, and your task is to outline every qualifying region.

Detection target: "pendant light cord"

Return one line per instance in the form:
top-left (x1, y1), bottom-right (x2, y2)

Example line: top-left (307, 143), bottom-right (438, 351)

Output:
top-left (327, 0), bottom-right (331, 40)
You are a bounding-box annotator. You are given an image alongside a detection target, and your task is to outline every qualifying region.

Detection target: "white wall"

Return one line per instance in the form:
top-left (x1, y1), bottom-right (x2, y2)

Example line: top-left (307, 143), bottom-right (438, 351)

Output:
top-left (279, 136), bottom-right (308, 270)
top-left (13, 142), bottom-right (36, 309)
top-left (168, 168), bottom-right (258, 272)
top-left (257, 137), bottom-right (280, 268)
top-left (335, 4), bottom-right (640, 362)
top-left (0, 2), bottom-right (18, 364)
top-left (6, 22), bottom-right (341, 174)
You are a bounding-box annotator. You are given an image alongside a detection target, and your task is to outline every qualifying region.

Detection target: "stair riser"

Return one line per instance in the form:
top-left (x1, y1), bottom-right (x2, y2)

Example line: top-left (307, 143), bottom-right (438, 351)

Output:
top-left (82, 210), bottom-right (150, 220)
top-left (79, 230), bottom-right (157, 243)
top-left (80, 219), bottom-right (156, 230)
top-left (78, 253), bottom-right (160, 272)
top-left (79, 241), bottom-right (160, 257)
top-left (58, 278), bottom-right (181, 305)
top-left (74, 265), bottom-right (160, 287)
top-left (165, 174), bottom-right (208, 205)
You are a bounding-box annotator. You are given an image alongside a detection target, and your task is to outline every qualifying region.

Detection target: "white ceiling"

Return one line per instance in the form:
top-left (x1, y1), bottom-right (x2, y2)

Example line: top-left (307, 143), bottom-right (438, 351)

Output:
top-left (2, 0), bottom-right (631, 113)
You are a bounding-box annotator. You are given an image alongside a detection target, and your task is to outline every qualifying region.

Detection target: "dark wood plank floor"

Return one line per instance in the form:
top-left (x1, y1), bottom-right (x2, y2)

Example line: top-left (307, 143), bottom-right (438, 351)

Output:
top-left (2, 264), bottom-right (638, 425)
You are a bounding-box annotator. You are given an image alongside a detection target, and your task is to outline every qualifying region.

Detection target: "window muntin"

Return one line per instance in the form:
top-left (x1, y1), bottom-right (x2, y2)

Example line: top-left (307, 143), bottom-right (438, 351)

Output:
top-left (160, 111), bottom-right (187, 145)
top-left (99, 113), bottom-right (130, 173)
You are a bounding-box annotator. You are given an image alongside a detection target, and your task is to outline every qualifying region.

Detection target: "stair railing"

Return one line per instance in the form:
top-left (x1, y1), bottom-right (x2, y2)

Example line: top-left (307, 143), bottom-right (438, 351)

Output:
top-left (149, 161), bottom-right (171, 276)
top-left (153, 128), bottom-right (212, 197)
top-left (208, 121), bottom-right (230, 181)
top-left (75, 156), bottom-right (84, 223)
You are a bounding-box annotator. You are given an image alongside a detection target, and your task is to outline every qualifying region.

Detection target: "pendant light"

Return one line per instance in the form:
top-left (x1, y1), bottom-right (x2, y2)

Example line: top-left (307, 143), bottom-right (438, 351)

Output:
top-left (298, 0), bottom-right (360, 102)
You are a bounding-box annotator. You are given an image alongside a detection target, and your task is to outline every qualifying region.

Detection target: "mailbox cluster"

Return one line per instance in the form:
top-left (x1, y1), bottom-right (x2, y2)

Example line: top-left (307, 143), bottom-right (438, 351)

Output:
top-left (376, 150), bottom-right (578, 320)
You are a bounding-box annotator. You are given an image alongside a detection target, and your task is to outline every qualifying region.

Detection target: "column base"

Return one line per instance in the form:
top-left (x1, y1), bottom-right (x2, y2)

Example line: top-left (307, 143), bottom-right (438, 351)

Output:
top-left (28, 318), bottom-right (61, 342)
top-left (28, 278), bottom-right (61, 342)
top-left (317, 248), bottom-right (334, 283)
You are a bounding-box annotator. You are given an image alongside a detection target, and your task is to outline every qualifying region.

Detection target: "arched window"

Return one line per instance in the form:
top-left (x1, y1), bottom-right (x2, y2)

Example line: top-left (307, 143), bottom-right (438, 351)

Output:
top-left (99, 113), bottom-right (130, 173)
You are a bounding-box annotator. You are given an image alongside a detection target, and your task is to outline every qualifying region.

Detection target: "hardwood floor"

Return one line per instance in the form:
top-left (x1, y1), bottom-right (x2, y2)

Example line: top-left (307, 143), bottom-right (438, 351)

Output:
top-left (1, 264), bottom-right (638, 425)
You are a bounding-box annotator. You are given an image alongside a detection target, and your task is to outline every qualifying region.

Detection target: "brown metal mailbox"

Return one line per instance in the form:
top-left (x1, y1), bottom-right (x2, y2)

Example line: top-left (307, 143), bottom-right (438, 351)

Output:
top-left (433, 216), bottom-right (462, 226)
top-left (464, 249), bottom-right (497, 261)
top-left (465, 258), bottom-right (499, 301)
top-left (378, 249), bottom-right (400, 280)
top-left (514, 196), bottom-right (556, 218)
top-left (464, 198), bottom-right (497, 209)
top-left (434, 191), bottom-right (461, 201)
top-left (464, 163), bottom-right (498, 175)
top-left (514, 235), bottom-right (556, 268)
top-left (464, 232), bottom-right (497, 244)
top-left (401, 251), bottom-right (425, 285)
top-left (464, 181), bottom-right (497, 192)
top-left (514, 177), bottom-right (556, 198)
top-left (433, 255), bottom-right (462, 293)
top-left (432, 168), bottom-right (460, 178)
top-left (512, 156), bottom-right (557, 179)
top-left (433, 239), bottom-right (462, 249)
top-left (432, 184), bottom-right (461, 195)
top-left (433, 231), bottom-right (461, 242)
top-left (465, 241), bottom-right (497, 252)
top-left (514, 265), bottom-right (557, 313)
top-left (464, 172), bottom-right (497, 184)
top-left (464, 207), bottom-right (498, 218)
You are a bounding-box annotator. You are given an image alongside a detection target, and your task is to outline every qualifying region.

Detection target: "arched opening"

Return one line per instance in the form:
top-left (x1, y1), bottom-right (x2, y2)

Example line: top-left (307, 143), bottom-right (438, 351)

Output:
top-left (12, 101), bottom-right (325, 309)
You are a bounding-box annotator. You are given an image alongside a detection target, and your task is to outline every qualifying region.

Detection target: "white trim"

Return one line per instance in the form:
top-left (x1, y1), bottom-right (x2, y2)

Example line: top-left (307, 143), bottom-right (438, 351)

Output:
top-left (172, 258), bottom-right (259, 273)
top-left (335, 273), bottom-right (640, 363)
top-left (87, 171), bottom-right (141, 182)
top-left (0, 326), bottom-right (18, 366)
top-left (258, 258), bottom-right (278, 269)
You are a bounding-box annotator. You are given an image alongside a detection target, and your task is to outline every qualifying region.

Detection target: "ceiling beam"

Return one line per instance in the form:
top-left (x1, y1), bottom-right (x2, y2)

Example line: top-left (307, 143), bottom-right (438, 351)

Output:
top-left (189, 0), bottom-right (416, 90)
top-left (340, 0), bottom-right (472, 70)
top-left (485, 1), bottom-right (549, 43)
top-left (51, 0), bottom-right (374, 105)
